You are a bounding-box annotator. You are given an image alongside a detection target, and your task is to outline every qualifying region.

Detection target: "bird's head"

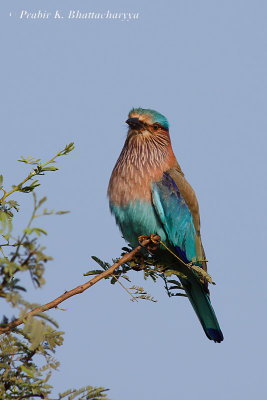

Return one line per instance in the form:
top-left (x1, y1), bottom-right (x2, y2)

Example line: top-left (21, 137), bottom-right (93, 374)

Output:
top-left (126, 108), bottom-right (170, 144)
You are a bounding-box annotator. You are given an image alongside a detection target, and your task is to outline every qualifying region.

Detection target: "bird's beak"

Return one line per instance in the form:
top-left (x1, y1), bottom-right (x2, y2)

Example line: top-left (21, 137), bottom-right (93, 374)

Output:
top-left (126, 118), bottom-right (144, 130)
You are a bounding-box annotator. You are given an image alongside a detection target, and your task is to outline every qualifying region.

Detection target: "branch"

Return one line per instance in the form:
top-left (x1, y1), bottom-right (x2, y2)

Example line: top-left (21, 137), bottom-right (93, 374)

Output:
top-left (0, 142), bottom-right (74, 203)
top-left (0, 236), bottom-right (160, 335)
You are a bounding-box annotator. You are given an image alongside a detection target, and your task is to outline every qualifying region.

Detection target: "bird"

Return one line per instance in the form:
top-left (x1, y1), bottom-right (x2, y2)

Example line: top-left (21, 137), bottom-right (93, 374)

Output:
top-left (108, 107), bottom-right (223, 343)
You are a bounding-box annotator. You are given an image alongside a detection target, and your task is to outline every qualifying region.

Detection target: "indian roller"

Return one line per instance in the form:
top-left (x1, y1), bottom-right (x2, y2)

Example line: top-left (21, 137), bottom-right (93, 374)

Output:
top-left (108, 108), bottom-right (223, 343)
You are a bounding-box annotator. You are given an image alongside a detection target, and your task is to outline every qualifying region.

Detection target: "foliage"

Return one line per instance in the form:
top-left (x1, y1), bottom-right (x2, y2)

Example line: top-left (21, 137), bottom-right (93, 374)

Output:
top-left (0, 144), bottom-right (110, 400)
top-left (0, 143), bottom-right (189, 400)
top-left (85, 246), bottom-right (187, 302)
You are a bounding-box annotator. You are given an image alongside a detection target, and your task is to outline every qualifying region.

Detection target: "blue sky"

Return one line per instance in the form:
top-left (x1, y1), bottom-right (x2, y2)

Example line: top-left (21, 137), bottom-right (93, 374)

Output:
top-left (1, 0), bottom-right (267, 399)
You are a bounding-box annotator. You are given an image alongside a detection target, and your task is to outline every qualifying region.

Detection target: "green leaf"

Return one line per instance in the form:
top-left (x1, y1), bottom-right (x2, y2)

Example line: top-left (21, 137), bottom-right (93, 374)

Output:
top-left (2, 233), bottom-right (10, 241)
top-left (173, 293), bottom-right (188, 297)
top-left (167, 279), bottom-right (183, 289)
top-left (121, 274), bottom-right (131, 282)
top-left (18, 155), bottom-right (41, 165)
top-left (91, 256), bottom-right (110, 271)
top-left (189, 264), bottom-right (215, 285)
top-left (169, 286), bottom-right (182, 290)
top-left (20, 365), bottom-right (35, 378)
top-left (38, 197), bottom-right (47, 207)
top-left (60, 142), bottom-right (75, 155)
top-left (23, 227), bottom-right (33, 234)
top-left (32, 227), bottom-right (48, 236)
top-left (0, 212), bottom-right (7, 233)
top-left (41, 166), bottom-right (59, 172)
top-left (83, 269), bottom-right (104, 276)
top-left (19, 181), bottom-right (40, 193)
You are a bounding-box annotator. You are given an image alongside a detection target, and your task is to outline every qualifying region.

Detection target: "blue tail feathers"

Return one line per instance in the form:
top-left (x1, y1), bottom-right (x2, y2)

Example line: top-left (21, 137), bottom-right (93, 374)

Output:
top-left (206, 328), bottom-right (224, 343)
top-left (179, 274), bottom-right (224, 343)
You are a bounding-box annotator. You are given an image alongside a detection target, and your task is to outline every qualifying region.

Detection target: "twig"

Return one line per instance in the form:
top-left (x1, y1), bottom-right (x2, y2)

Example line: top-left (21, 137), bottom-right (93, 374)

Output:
top-left (111, 273), bottom-right (138, 302)
top-left (0, 143), bottom-right (74, 203)
top-left (160, 240), bottom-right (214, 284)
top-left (0, 236), bottom-right (155, 335)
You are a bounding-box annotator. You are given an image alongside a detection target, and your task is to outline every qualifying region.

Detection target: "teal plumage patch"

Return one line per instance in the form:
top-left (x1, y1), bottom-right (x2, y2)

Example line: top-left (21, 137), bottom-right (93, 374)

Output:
top-left (110, 200), bottom-right (167, 247)
top-left (110, 172), bottom-right (197, 261)
top-left (152, 172), bottom-right (197, 262)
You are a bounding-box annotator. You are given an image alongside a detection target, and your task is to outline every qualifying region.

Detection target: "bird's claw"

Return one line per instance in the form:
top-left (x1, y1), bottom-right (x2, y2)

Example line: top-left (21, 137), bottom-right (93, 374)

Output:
top-left (138, 234), bottom-right (161, 253)
top-left (138, 234), bottom-right (149, 245)
top-left (149, 234), bottom-right (161, 245)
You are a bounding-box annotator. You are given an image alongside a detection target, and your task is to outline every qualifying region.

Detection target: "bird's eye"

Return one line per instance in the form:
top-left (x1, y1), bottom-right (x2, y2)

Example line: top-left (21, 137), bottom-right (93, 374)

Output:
top-left (153, 124), bottom-right (159, 130)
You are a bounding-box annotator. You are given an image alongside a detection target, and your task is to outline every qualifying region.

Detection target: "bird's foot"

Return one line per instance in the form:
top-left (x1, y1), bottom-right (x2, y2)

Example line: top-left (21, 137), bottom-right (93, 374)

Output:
top-left (138, 234), bottom-right (161, 253)
top-left (147, 234), bottom-right (161, 252)
top-left (138, 234), bottom-right (149, 244)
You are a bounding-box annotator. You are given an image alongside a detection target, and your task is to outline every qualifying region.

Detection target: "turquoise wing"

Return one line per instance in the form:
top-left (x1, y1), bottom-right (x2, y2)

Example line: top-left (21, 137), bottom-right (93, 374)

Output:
top-left (152, 172), bottom-right (224, 343)
top-left (151, 172), bottom-right (197, 263)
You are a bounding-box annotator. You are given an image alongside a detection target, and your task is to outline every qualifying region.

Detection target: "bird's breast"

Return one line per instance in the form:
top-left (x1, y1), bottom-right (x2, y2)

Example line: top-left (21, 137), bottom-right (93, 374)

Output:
top-left (108, 139), bottom-right (176, 248)
top-left (108, 165), bottom-right (156, 204)
top-left (108, 148), bottom-right (174, 205)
